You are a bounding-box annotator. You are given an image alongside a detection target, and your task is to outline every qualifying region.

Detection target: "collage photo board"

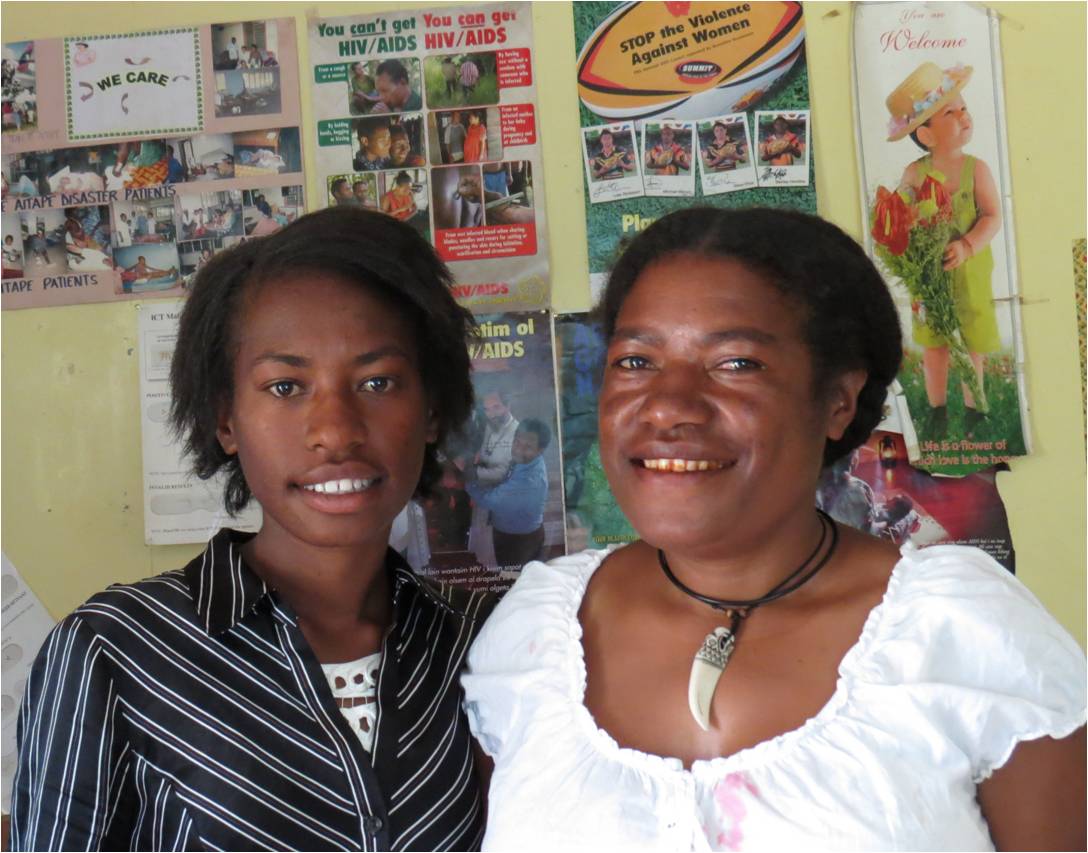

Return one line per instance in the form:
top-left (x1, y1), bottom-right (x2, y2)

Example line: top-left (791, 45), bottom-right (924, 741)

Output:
top-left (2, 19), bottom-right (305, 309)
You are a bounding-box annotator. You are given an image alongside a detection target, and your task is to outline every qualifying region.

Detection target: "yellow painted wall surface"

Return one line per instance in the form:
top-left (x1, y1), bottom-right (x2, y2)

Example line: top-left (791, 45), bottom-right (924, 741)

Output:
top-left (2, 2), bottom-right (1084, 647)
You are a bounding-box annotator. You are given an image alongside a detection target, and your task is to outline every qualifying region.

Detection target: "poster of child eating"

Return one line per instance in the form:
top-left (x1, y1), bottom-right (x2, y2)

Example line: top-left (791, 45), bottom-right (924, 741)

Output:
top-left (0, 17), bottom-right (303, 311)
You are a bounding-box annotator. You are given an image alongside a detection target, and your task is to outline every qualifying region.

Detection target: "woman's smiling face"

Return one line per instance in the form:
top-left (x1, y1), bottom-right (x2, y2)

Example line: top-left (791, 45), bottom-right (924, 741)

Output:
top-left (216, 272), bottom-right (435, 553)
top-left (598, 254), bottom-right (857, 559)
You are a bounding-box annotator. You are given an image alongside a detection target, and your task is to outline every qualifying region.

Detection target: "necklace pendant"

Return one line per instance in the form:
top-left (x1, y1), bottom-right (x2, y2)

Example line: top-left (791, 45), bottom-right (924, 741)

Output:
top-left (687, 625), bottom-right (737, 731)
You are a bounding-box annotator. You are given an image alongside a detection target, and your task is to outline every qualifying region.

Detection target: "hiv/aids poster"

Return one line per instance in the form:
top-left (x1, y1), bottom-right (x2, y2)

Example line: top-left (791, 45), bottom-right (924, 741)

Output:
top-left (308, 3), bottom-right (550, 313)
top-left (385, 312), bottom-right (563, 592)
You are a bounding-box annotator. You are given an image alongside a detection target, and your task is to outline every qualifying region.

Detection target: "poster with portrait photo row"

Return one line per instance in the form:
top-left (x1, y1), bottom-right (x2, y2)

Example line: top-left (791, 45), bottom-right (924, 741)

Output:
top-left (308, 2), bottom-right (550, 313)
top-left (400, 311), bottom-right (563, 593)
top-left (0, 18), bottom-right (304, 310)
top-left (697, 113), bottom-right (757, 195)
top-left (573, 1), bottom-right (818, 301)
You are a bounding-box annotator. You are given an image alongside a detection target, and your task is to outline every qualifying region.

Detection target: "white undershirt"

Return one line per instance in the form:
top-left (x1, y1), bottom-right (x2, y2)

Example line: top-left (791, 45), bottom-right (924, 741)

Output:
top-left (322, 652), bottom-right (382, 753)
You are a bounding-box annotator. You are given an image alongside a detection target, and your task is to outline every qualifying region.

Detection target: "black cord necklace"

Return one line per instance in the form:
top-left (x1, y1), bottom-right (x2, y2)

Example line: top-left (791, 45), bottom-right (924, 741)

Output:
top-left (661, 509), bottom-right (839, 731)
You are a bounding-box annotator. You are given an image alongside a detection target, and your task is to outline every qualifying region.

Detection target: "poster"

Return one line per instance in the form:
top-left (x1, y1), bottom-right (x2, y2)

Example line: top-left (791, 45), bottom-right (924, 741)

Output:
top-left (413, 311), bottom-right (563, 592)
top-left (2, 553), bottom-right (55, 812)
top-left (554, 313), bottom-right (636, 551)
top-left (818, 430), bottom-right (1014, 572)
top-left (853, 2), bottom-right (1028, 475)
top-left (308, 3), bottom-right (550, 312)
top-left (1, 19), bottom-right (304, 310)
top-left (138, 301), bottom-right (261, 545)
top-left (573, 1), bottom-right (816, 299)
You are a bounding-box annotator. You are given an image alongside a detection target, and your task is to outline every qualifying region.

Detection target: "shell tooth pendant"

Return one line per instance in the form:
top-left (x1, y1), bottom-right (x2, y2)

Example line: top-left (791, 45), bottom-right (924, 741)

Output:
top-left (687, 625), bottom-right (737, 731)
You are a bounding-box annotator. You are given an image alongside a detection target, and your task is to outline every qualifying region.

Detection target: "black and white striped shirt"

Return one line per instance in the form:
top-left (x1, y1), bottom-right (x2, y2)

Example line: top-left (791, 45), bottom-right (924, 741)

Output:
top-left (12, 529), bottom-right (494, 851)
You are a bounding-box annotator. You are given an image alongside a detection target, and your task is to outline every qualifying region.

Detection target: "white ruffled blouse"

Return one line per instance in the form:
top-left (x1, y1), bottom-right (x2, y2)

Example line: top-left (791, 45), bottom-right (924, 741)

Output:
top-left (463, 543), bottom-right (1086, 851)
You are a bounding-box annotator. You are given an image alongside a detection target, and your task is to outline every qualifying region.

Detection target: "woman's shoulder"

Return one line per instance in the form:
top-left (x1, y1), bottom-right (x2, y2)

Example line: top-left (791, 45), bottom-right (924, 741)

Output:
top-left (491, 547), bottom-right (617, 617)
top-left (61, 567), bottom-right (196, 637)
top-left (462, 546), bottom-right (626, 760)
top-left (846, 543), bottom-right (1087, 779)
top-left (26, 567), bottom-right (198, 686)
top-left (883, 543), bottom-right (1053, 619)
top-left (467, 546), bottom-right (620, 668)
top-left (853, 542), bottom-right (1085, 700)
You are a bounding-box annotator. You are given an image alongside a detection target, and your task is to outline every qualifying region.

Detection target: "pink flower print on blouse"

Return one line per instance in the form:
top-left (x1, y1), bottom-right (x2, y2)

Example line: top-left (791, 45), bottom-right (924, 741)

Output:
top-left (712, 772), bottom-right (760, 851)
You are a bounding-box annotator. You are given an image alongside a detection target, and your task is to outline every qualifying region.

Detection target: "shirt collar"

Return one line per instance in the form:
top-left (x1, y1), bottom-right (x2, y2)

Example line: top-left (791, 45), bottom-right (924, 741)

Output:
top-left (186, 528), bottom-right (491, 636)
top-left (184, 528), bottom-right (270, 636)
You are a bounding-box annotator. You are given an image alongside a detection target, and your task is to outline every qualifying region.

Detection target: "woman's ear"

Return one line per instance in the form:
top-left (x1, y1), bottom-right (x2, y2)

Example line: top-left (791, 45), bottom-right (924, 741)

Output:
top-left (216, 403), bottom-right (238, 456)
top-left (825, 370), bottom-right (869, 441)
top-left (425, 407), bottom-right (440, 445)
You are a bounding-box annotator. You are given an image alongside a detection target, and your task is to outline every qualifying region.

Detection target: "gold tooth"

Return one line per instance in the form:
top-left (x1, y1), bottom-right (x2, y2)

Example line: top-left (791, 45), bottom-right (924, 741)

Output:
top-left (644, 458), bottom-right (728, 471)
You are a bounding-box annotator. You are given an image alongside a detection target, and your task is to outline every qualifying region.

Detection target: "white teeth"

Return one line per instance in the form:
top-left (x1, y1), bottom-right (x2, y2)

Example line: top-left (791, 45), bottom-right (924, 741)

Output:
top-left (641, 458), bottom-right (725, 472)
top-left (303, 478), bottom-right (374, 494)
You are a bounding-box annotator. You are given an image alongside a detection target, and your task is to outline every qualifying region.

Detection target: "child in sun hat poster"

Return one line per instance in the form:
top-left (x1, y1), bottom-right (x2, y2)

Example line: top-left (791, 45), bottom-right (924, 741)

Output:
top-left (853, 2), bottom-right (1027, 476)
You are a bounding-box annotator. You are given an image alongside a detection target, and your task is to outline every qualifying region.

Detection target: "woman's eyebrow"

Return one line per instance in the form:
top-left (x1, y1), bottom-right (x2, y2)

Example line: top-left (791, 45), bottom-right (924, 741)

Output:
top-left (249, 345), bottom-right (412, 368)
top-left (611, 327), bottom-right (778, 346)
top-left (610, 328), bottom-right (664, 347)
top-left (701, 327), bottom-right (778, 346)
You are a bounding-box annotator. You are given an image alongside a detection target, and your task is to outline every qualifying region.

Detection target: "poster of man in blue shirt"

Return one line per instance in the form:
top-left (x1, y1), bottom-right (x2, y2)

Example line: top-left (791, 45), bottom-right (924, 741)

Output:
top-left (466, 418), bottom-right (551, 570)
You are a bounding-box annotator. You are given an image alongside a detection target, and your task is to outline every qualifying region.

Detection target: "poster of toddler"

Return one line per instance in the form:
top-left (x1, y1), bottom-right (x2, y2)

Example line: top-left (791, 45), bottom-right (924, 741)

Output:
top-left (853, 1), bottom-right (1027, 476)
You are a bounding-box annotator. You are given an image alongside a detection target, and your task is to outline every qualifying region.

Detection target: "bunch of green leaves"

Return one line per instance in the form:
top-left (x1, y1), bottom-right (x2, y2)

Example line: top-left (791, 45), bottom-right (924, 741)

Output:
top-left (872, 192), bottom-right (987, 413)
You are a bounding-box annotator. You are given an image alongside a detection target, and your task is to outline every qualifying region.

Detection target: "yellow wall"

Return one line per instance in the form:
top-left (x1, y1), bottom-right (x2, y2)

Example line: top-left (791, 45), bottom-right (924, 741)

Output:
top-left (2, 2), bottom-right (1084, 646)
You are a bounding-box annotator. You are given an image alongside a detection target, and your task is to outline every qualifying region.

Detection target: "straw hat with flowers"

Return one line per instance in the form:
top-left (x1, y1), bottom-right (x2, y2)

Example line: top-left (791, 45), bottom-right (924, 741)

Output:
top-left (885, 62), bottom-right (973, 142)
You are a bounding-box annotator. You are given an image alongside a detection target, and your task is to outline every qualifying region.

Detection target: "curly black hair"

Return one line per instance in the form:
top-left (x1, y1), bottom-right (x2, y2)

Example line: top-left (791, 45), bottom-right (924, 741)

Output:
top-left (169, 206), bottom-right (476, 514)
top-left (595, 207), bottom-right (902, 466)
top-left (516, 418), bottom-right (552, 452)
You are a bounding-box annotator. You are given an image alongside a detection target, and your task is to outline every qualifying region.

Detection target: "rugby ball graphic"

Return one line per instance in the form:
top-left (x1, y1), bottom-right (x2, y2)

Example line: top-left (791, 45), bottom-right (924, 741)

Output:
top-left (577, 1), bottom-right (805, 122)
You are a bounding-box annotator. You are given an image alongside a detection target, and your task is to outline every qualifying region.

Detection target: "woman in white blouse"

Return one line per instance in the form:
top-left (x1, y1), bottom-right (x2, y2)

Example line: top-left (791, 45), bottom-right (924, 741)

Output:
top-left (464, 208), bottom-right (1085, 851)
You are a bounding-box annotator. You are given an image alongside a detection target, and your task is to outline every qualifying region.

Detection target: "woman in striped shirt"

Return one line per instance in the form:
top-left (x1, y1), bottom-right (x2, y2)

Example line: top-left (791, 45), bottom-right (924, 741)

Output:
top-left (12, 208), bottom-right (493, 851)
